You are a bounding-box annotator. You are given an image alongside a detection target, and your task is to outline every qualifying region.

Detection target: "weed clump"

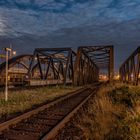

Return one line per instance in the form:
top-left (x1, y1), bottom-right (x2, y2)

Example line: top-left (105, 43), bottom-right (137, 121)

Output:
top-left (109, 86), bottom-right (135, 107)
top-left (107, 85), bottom-right (140, 140)
top-left (76, 83), bottom-right (140, 140)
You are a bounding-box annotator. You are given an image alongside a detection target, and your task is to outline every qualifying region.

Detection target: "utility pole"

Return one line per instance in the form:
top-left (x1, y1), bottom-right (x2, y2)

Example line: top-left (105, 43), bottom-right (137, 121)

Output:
top-left (3, 47), bottom-right (12, 101)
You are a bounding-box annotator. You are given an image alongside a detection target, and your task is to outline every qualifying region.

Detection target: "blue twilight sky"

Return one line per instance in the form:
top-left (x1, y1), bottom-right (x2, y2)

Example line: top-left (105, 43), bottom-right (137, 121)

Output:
top-left (0, 0), bottom-right (140, 71)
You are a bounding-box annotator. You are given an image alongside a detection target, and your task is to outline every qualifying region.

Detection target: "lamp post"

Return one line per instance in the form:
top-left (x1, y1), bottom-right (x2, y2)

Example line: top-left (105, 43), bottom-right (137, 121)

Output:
top-left (3, 47), bottom-right (12, 101)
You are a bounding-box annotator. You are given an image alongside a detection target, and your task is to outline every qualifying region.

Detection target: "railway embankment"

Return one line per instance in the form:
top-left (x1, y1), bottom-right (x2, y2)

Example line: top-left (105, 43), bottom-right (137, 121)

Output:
top-left (0, 83), bottom-right (140, 140)
top-left (0, 87), bottom-right (94, 139)
top-left (56, 83), bottom-right (140, 140)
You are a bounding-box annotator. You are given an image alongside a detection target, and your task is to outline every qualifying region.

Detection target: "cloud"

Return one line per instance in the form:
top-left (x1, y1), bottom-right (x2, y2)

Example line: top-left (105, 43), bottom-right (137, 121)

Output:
top-left (0, 0), bottom-right (140, 37)
top-left (0, 18), bottom-right (139, 69)
top-left (0, 0), bottom-right (140, 70)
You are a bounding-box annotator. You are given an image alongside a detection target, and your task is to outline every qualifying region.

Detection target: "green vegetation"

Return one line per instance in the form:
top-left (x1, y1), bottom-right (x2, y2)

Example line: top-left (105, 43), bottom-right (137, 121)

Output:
top-left (109, 85), bottom-right (140, 107)
top-left (107, 85), bottom-right (140, 140)
top-left (0, 86), bottom-right (79, 119)
top-left (109, 86), bottom-right (134, 107)
top-left (76, 83), bottom-right (140, 140)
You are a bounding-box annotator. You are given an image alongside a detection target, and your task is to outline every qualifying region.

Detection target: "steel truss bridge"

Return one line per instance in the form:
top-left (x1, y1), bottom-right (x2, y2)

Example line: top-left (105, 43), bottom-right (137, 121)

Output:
top-left (0, 46), bottom-right (114, 86)
top-left (119, 46), bottom-right (140, 85)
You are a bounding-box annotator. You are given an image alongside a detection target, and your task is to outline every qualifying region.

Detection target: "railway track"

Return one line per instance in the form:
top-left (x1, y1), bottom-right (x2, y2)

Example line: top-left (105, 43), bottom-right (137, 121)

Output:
top-left (0, 86), bottom-right (99, 140)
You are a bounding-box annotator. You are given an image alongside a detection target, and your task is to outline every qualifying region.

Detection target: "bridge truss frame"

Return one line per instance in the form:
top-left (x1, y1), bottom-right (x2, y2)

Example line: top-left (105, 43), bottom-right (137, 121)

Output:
top-left (0, 46), bottom-right (114, 86)
top-left (74, 45), bottom-right (114, 86)
top-left (28, 48), bottom-right (76, 85)
top-left (119, 47), bottom-right (140, 85)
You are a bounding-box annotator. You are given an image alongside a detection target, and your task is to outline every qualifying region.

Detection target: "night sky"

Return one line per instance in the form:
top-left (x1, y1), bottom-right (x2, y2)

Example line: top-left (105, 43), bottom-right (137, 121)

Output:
top-left (0, 0), bottom-right (140, 71)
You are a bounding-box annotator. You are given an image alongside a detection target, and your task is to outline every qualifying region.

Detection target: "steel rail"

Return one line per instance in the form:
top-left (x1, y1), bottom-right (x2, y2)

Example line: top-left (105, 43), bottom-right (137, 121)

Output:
top-left (0, 87), bottom-right (96, 140)
top-left (0, 88), bottom-right (85, 133)
top-left (42, 88), bottom-right (95, 140)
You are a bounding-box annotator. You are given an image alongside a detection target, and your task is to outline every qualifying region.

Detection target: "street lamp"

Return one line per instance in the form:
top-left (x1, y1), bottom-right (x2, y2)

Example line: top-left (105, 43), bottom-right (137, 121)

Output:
top-left (3, 47), bottom-right (12, 101)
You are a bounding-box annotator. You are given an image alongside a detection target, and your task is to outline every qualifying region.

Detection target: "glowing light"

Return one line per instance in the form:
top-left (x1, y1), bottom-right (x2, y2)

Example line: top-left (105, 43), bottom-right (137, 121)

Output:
top-left (12, 51), bottom-right (16, 55)
top-left (115, 74), bottom-right (120, 80)
top-left (99, 74), bottom-right (108, 81)
top-left (131, 74), bottom-right (133, 78)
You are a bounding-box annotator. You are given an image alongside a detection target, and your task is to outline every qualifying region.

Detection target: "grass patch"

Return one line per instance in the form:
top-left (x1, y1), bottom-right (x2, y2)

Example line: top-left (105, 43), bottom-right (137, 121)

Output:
top-left (75, 83), bottom-right (140, 140)
top-left (107, 85), bottom-right (140, 140)
top-left (0, 86), bottom-right (79, 119)
top-left (108, 86), bottom-right (134, 107)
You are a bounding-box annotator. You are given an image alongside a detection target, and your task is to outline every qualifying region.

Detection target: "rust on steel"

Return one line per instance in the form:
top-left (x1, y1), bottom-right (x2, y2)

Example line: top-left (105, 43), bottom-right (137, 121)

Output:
top-left (28, 48), bottom-right (76, 85)
top-left (42, 88), bottom-right (94, 140)
top-left (74, 45), bottom-right (114, 86)
top-left (119, 46), bottom-right (140, 85)
top-left (0, 54), bottom-right (34, 74)
top-left (0, 87), bottom-right (85, 133)
top-left (0, 88), bottom-right (94, 140)
top-left (0, 46), bottom-right (114, 86)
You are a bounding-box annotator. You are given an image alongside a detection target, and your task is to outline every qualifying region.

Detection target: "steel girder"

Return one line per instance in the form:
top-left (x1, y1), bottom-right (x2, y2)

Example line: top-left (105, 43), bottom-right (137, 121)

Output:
top-left (119, 47), bottom-right (140, 85)
top-left (74, 47), bottom-right (99, 86)
top-left (0, 46), bottom-right (114, 86)
top-left (0, 54), bottom-right (34, 74)
top-left (28, 48), bottom-right (76, 85)
top-left (74, 45), bottom-right (114, 86)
